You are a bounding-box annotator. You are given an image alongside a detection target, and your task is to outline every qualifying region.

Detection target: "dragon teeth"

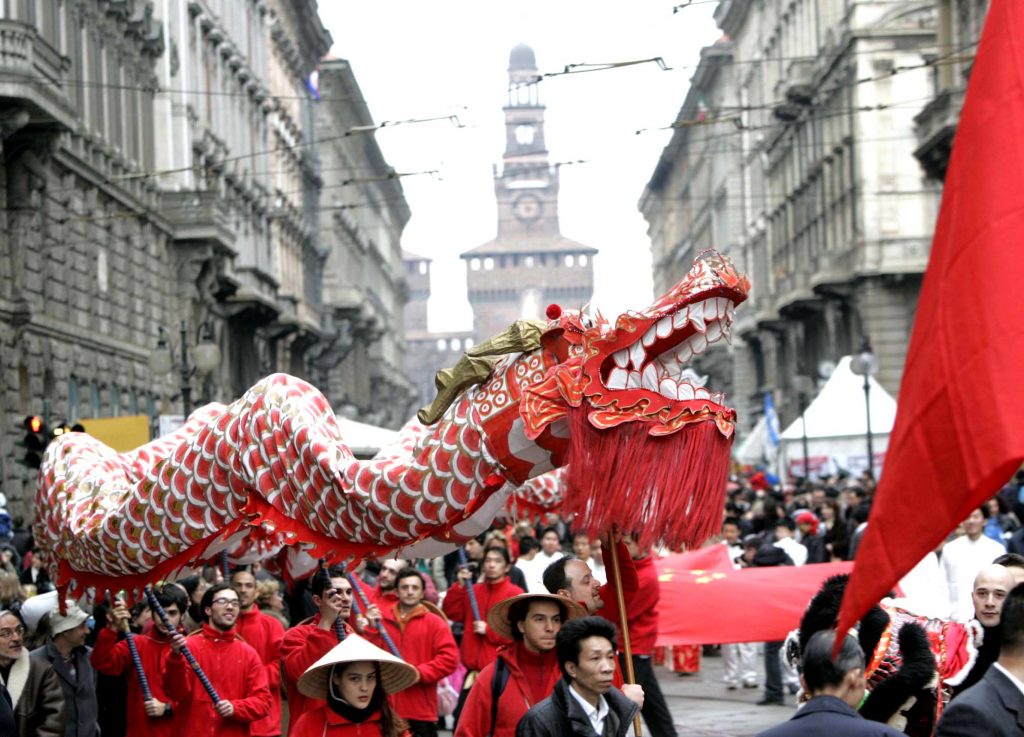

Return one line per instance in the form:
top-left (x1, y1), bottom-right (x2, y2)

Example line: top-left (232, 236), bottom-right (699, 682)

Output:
top-left (673, 311), bottom-right (687, 329)
top-left (660, 378), bottom-right (677, 398)
top-left (706, 321), bottom-right (723, 342)
top-left (656, 315), bottom-right (672, 339)
top-left (626, 371), bottom-right (642, 389)
top-left (608, 367), bottom-right (628, 389)
top-left (642, 364), bottom-right (659, 391)
top-left (688, 306), bottom-right (705, 332)
top-left (612, 349), bottom-right (629, 368)
top-left (629, 341), bottom-right (645, 369)
top-left (642, 325), bottom-right (656, 347)
top-left (690, 332), bottom-right (708, 354)
top-left (695, 388), bottom-right (711, 400)
top-left (677, 382), bottom-right (695, 401)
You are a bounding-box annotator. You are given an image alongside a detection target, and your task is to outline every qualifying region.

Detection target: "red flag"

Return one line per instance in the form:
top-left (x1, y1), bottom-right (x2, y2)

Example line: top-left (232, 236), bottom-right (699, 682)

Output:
top-left (654, 547), bottom-right (852, 645)
top-left (837, 0), bottom-right (1024, 641)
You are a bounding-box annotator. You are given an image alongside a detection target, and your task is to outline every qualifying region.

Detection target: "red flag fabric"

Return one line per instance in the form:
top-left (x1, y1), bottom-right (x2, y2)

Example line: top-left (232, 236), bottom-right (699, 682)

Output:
top-left (654, 547), bottom-right (852, 645)
top-left (837, 0), bottom-right (1024, 641)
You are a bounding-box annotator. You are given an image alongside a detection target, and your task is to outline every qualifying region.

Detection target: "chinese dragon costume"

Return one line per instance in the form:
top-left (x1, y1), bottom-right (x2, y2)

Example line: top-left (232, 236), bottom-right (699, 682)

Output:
top-left (35, 251), bottom-right (750, 597)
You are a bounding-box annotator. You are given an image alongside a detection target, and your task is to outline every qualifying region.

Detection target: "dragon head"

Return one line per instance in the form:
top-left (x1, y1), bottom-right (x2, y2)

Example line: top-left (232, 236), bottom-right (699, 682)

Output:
top-left (522, 250), bottom-right (750, 548)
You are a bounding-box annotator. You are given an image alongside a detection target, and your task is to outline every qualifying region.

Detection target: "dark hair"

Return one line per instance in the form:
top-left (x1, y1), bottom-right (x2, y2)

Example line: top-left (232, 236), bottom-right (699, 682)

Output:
top-left (542, 556), bottom-right (577, 594)
top-left (852, 502), bottom-right (871, 525)
top-left (200, 582), bottom-right (238, 613)
top-left (312, 566), bottom-right (348, 599)
top-left (540, 527), bottom-right (560, 541)
top-left (555, 616), bottom-right (617, 679)
top-left (722, 517), bottom-right (741, 529)
top-left (395, 568), bottom-right (424, 588)
top-left (518, 536), bottom-right (539, 556)
top-left (483, 546), bottom-right (511, 566)
top-left (330, 662), bottom-right (408, 737)
top-left (994, 553), bottom-right (1024, 570)
top-left (774, 517), bottom-right (795, 531)
top-left (801, 630), bottom-right (864, 693)
top-left (154, 584), bottom-right (189, 614)
top-left (1001, 584), bottom-right (1024, 649)
top-left (508, 597), bottom-right (569, 643)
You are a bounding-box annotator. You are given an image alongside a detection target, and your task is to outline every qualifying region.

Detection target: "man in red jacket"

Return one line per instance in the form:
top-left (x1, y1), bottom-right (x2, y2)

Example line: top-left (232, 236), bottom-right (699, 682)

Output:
top-left (232, 567), bottom-right (286, 737)
top-left (163, 582), bottom-right (272, 737)
top-left (91, 584), bottom-right (187, 737)
top-left (442, 546), bottom-right (524, 674)
top-left (371, 568), bottom-right (458, 737)
top-left (621, 534), bottom-right (678, 737)
top-left (455, 592), bottom-right (585, 737)
top-left (280, 566), bottom-right (354, 736)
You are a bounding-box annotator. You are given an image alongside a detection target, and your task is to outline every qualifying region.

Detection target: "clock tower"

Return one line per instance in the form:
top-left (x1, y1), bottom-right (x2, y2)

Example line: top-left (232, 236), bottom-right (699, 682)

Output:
top-left (461, 44), bottom-right (596, 340)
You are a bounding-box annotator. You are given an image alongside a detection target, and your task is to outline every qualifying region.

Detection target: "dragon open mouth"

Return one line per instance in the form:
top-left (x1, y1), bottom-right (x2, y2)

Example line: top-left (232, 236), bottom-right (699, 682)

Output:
top-left (600, 293), bottom-right (737, 405)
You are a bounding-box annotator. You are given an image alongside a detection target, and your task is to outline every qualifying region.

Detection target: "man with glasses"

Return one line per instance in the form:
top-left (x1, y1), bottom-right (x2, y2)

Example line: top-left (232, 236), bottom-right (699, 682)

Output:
top-left (91, 584), bottom-right (187, 736)
top-left (0, 608), bottom-right (64, 736)
top-left (163, 582), bottom-right (271, 737)
top-left (281, 567), bottom-right (361, 736)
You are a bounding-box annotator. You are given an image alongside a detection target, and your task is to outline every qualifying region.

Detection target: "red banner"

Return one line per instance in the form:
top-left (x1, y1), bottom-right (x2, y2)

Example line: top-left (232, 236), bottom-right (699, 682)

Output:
top-left (654, 549), bottom-right (852, 645)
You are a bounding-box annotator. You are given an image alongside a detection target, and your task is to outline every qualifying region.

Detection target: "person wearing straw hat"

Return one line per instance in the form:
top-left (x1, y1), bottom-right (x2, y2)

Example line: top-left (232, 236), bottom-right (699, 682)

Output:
top-left (282, 567), bottom-right (356, 736)
top-left (291, 633), bottom-right (418, 737)
top-left (455, 592), bottom-right (585, 737)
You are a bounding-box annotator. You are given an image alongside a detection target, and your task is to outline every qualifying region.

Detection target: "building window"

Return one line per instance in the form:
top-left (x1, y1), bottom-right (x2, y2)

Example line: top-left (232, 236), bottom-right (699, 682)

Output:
top-left (484, 257), bottom-right (495, 270)
top-left (110, 384), bottom-right (121, 416)
top-left (564, 255), bottom-right (575, 267)
top-left (525, 256), bottom-right (535, 268)
top-left (450, 338), bottom-right (461, 351)
top-left (436, 338), bottom-right (447, 351)
top-left (470, 258), bottom-right (481, 271)
top-left (68, 378), bottom-right (80, 423)
top-left (418, 261), bottom-right (427, 274)
top-left (465, 338), bottom-right (475, 350)
top-left (578, 255), bottom-right (588, 267)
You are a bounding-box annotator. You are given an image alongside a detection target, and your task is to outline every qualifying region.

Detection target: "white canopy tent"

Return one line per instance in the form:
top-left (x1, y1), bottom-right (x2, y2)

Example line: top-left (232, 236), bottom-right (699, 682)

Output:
top-left (734, 415), bottom-right (774, 466)
top-left (780, 356), bottom-right (897, 478)
top-left (335, 415), bottom-right (399, 458)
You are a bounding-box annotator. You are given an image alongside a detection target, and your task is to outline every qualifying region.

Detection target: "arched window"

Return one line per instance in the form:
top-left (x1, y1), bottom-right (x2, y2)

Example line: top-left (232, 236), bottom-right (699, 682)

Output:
top-left (483, 257), bottom-right (495, 270)
top-left (470, 258), bottom-right (481, 271)
top-left (578, 255), bottom-right (589, 267)
top-left (525, 256), bottom-right (535, 268)
top-left (436, 338), bottom-right (448, 351)
top-left (564, 255), bottom-right (575, 267)
top-left (418, 261), bottom-right (427, 275)
top-left (464, 338), bottom-right (476, 350)
top-left (450, 338), bottom-right (461, 351)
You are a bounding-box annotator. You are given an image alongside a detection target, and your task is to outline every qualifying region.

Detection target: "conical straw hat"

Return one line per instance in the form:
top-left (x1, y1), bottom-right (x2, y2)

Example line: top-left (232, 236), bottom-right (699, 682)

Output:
top-left (297, 633), bottom-right (419, 698)
top-left (487, 592), bottom-right (587, 641)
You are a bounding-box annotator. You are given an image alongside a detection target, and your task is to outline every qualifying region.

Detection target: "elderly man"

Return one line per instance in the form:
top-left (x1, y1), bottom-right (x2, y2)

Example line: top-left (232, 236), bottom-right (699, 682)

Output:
top-left (951, 563), bottom-right (1016, 698)
top-left (938, 583), bottom-right (1024, 736)
top-left (515, 617), bottom-right (639, 737)
top-left (32, 601), bottom-right (97, 737)
top-left (0, 607), bottom-right (64, 736)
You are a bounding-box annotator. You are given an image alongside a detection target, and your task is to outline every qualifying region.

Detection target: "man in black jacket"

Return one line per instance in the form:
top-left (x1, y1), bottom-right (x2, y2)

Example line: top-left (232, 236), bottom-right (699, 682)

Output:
top-left (937, 583), bottom-right (1024, 736)
top-left (515, 616), bottom-right (639, 737)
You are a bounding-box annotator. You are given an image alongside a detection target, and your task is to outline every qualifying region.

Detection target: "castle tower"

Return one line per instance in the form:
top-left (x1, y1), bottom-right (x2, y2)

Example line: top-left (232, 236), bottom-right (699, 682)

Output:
top-left (461, 44), bottom-right (597, 341)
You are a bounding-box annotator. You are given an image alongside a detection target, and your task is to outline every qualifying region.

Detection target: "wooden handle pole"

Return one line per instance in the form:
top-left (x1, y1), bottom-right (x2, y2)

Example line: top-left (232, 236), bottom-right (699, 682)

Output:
top-left (609, 535), bottom-right (643, 737)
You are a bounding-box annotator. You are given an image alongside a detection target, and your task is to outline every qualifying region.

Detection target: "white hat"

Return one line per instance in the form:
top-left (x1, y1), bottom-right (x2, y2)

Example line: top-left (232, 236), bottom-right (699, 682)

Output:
top-left (297, 634), bottom-right (419, 699)
top-left (49, 601), bottom-right (89, 636)
top-left (487, 592), bottom-right (587, 641)
top-left (19, 590), bottom-right (58, 631)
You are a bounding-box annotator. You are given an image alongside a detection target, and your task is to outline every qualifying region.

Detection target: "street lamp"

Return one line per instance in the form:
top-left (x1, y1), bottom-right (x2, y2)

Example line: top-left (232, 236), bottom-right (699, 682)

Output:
top-left (792, 371), bottom-right (814, 481)
top-left (149, 321), bottom-right (222, 417)
top-left (849, 337), bottom-right (880, 480)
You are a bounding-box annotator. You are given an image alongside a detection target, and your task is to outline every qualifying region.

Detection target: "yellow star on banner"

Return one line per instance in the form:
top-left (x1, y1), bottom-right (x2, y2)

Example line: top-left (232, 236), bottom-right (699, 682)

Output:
top-left (658, 573), bottom-right (675, 582)
top-left (695, 576), bottom-right (712, 584)
top-left (712, 572), bottom-right (727, 580)
top-left (690, 569), bottom-right (705, 575)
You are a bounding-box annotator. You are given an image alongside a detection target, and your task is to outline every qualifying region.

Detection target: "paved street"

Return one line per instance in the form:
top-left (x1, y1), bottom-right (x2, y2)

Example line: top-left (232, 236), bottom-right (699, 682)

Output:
top-left (655, 649), bottom-right (794, 737)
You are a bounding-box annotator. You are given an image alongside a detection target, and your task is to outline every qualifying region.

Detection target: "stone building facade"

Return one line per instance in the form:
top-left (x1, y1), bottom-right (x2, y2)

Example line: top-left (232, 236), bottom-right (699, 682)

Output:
top-left (404, 44), bottom-right (596, 409)
top-left (641, 0), bottom-right (946, 436)
top-left (0, 0), bottom-right (412, 517)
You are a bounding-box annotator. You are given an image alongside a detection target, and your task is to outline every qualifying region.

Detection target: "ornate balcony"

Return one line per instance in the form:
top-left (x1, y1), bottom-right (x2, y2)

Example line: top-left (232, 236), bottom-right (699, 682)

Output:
top-left (0, 20), bottom-right (75, 129)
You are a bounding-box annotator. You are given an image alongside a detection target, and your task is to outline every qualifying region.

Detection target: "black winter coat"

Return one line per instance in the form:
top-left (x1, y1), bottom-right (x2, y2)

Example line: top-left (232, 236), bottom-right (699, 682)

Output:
top-left (515, 679), bottom-right (639, 737)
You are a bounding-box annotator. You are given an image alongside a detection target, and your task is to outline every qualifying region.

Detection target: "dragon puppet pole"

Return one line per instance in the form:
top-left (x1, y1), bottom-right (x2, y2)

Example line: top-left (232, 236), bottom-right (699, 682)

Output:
top-left (608, 533), bottom-right (643, 737)
top-left (346, 572), bottom-right (401, 658)
top-left (107, 590), bottom-right (153, 705)
top-left (320, 559), bottom-right (346, 642)
top-left (456, 547), bottom-right (483, 622)
top-left (144, 585), bottom-right (222, 705)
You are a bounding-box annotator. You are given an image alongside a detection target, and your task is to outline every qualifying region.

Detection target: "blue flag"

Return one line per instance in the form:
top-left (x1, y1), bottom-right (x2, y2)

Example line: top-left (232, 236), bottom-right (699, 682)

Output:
top-left (764, 390), bottom-right (780, 450)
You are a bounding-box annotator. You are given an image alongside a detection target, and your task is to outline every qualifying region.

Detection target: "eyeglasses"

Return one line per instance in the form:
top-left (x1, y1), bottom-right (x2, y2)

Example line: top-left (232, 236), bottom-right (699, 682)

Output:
top-left (211, 598), bottom-right (240, 608)
top-left (0, 625), bottom-right (25, 639)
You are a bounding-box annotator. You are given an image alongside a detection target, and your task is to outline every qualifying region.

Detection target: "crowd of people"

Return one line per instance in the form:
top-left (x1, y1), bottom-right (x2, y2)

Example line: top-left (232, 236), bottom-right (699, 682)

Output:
top-left (1, 467), bottom-right (1024, 737)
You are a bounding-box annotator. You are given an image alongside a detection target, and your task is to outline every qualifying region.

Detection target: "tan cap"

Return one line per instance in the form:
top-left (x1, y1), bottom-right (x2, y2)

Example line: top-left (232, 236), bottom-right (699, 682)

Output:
top-left (297, 633), bottom-right (419, 699)
top-left (49, 601), bottom-right (89, 636)
top-left (487, 592), bottom-right (587, 641)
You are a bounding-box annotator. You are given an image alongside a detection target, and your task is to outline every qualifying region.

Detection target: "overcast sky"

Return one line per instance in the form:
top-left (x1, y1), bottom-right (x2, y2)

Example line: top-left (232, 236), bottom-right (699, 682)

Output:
top-left (319, 1), bottom-right (720, 333)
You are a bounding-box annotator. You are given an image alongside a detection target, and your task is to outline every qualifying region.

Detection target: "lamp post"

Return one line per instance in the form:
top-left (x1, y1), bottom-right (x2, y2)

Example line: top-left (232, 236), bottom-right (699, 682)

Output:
top-left (849, 337), bottom-right (880, 480)
top-left (792, 372), bottom-right (814, 481)
top-left (149, 321), bottom-right (222, 417)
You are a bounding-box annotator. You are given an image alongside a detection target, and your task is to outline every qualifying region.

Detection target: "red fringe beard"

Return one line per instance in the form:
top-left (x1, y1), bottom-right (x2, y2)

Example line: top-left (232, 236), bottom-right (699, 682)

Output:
top-left (564, 404), bottom-right (733, 550)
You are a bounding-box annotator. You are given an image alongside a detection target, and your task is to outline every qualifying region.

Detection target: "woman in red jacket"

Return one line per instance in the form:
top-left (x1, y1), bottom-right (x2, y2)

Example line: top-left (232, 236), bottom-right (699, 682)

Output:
top-left (291, 633), bottom-right (419, 737)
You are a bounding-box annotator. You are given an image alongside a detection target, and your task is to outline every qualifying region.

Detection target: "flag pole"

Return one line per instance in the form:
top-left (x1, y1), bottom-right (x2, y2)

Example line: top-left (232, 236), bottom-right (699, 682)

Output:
top-left (608, 532), bottom-right (643, 737)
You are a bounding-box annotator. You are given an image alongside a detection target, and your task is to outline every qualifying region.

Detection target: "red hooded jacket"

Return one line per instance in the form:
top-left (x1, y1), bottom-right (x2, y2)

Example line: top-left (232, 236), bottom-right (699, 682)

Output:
top-left (454, 642), bottom-right (560, 737)
top-left (368, 603), bottom-right (458, 722)
top-left (162, 623), bottom-right (272, 737)
top-left (236, 605), bottom-right (285, 737)
top-left (91, 626), bottom-right (179, 737)
top-left (290, 705), bottom-right (411, 737)
top-left (281, 615), bottom-right (353, 736)
top-left (441, 577), bottom-right (523, 671)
